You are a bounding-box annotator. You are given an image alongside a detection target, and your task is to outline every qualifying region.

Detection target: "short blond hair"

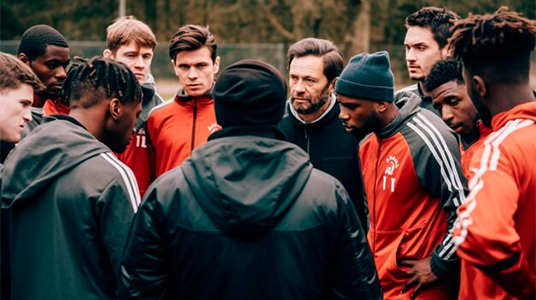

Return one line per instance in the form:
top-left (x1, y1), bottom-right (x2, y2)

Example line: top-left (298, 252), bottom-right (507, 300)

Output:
top-left (106, 16), bottom-right (157, 53)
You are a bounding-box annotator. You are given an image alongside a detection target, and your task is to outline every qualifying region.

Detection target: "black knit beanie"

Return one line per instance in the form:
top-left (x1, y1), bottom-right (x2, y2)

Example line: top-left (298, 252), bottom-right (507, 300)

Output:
top-left (214, 60), bottom-right (288, 127)
top-left (335, 51), bottom-right (395, 102)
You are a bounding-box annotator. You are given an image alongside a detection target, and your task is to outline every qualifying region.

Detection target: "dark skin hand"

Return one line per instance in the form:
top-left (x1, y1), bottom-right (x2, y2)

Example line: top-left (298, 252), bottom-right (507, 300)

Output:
top-left (399, 256), bottom-right (439, 299)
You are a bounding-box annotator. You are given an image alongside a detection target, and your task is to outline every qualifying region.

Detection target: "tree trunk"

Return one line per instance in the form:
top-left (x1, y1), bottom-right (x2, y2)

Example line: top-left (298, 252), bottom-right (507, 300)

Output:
top-left (343, 0), bottom-right (370, 59)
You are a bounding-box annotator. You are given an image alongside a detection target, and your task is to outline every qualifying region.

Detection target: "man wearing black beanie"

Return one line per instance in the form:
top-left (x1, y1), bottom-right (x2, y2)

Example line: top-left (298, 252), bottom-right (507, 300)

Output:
top-left (119, 60), bottom-right (383, 300)
top-left (337, 51), bottom-right (467, 299)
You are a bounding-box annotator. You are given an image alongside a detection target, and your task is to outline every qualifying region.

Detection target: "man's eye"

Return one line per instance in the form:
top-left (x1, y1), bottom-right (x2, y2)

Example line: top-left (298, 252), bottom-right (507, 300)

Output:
top-left (341, 103), bottom-right (356, 109)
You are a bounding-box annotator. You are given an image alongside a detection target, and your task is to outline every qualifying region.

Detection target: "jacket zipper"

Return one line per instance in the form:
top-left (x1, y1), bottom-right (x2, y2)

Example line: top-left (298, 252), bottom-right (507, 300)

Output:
top-left (191, 98), bottom-right (197, 153)
top-left (372, 139), bottom-right (382, 254)
top-left (304, 125), bottom-right (310, 153)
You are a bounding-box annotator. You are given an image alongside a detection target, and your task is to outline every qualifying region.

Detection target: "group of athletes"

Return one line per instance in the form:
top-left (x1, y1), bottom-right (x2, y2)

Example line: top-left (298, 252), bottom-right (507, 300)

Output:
top-left (0, 5), bottom-right (535, 300)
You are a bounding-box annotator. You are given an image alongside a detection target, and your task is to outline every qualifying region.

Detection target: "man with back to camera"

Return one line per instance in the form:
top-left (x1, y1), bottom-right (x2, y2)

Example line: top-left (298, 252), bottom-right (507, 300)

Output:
top-left (145, 24), bottom-right (220, 184)
top-left (397, 7), bottom-right (459, 115)
top-left (1, 57), bottom-right (142, 300)
top-left (119, 59), bottom-right (383, 300)
top-left (279, 37), bottom-right (368, 231)
top-left (424, 59), bottom-right (492, 178)
top-left (449, 7), bottom-right (536, 300)
top-left (103, 15), bottom-right (163, 197)
top-left (337, 51), bottom-right (467, 299)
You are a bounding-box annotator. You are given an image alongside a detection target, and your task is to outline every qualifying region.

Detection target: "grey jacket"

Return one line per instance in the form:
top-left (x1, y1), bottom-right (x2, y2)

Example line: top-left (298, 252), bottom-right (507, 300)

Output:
top-left (1, 115), bottom-right (140, 300)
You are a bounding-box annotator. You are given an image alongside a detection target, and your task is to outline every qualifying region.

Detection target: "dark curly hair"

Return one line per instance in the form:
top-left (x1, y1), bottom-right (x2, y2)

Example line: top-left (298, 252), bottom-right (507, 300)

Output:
top-left (17, 24), bottom-right (68, 61)
top-left (424, 59), bottom-right (464, 92)
top-left (405, 7), bottom-right (460, 49)
top-left (60, 56), bottom-right (142, 109)
top-left (448, 7), bottom-right (536, 84)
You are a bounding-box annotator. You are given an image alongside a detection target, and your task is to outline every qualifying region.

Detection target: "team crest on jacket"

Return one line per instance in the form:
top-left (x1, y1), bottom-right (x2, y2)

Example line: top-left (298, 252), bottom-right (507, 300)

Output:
top-left (208, 123), bottom-right (222, 134)
top-left (135, 127), bottom-right (147, 148)
top-left (383, 155), bottom-right (399, 192)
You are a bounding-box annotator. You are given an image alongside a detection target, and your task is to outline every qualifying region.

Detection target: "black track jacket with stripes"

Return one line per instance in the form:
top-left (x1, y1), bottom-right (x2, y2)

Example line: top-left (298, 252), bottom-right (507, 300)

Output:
top-left (360, 92), bottom-right (468, 299)
top-left (1, 115), bottom-right (141, 300)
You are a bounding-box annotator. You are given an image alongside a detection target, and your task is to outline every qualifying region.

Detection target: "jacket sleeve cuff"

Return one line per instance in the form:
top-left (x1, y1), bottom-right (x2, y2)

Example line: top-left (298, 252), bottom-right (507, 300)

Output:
top-left (430, 253), bottom-right (460, 278)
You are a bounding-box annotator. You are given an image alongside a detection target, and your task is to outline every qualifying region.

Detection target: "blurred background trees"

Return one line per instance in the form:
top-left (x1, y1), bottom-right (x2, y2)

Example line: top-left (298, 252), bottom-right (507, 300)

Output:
top-left (1, 0), bottom-right (534, 92)
top-left (2, 0), bottom-right (534, 54)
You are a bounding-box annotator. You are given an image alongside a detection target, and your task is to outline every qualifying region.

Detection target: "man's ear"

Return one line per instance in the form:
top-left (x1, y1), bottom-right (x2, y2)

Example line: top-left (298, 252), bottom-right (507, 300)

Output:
top-left (440, 46), bottom-right (449, 59)
top-left (328, 77), bottom-right (338, 94)
top-left (109, 98), bottom-right (122, 120)
top-left (213, 56), bottom-right (221, 74)
top-left (18, 53), bottom-right (29, 65)
top-left (472, 75), bottom-right (487, 99)
top-left (375, 101), bottom-right (389, 113)
top-left (171, 59), bottom-right (180, 77)
top-left (103, 49), bottom-right (113, 59)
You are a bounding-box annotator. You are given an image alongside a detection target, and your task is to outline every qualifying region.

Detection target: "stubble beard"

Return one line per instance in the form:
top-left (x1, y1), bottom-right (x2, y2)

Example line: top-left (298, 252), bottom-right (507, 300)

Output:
top-left (293, 86), bottom-right (330, 115)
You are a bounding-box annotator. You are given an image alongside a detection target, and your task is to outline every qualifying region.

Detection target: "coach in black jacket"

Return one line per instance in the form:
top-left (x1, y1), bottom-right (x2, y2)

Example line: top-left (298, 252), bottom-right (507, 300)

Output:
top-left (118, 60), bottom-right (382, 300)
top-left (279, 38), bottom-right (368, 231)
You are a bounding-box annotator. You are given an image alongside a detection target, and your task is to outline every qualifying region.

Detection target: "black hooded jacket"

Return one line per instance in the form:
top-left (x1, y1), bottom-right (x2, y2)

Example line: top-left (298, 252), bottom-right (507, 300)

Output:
top-left (1, 115), bottom-right (141, 300)
top-left (118, 126), bottom-right (382, 300)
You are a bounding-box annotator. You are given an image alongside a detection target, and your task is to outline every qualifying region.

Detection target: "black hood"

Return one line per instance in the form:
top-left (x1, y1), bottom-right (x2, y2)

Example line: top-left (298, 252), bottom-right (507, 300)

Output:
top-left (181, 127), bottom-right (313, 238)
top-left (1, 116), bottom-right (110, 208)
top-left (377, 91), bottom-right (422, 138)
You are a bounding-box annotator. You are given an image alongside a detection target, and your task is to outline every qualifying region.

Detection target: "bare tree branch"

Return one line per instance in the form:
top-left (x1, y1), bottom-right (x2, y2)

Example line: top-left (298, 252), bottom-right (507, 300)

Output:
top-left (258, 0), bottom-right (294, 40)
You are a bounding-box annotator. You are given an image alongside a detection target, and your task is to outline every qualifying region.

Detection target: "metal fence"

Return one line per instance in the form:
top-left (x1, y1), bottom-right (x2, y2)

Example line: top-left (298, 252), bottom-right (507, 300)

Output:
top-left (2, 40), bottom-right (535, 91)
top-left (0, 41), bottom-right (286, 82)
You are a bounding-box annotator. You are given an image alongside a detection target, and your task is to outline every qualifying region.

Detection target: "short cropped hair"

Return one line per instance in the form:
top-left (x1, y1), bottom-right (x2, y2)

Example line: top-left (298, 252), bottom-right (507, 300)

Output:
top-left (17, 24), bottom-right (69, 61)
top-left (169, 24), bottom-right (217, 61)
top-left (405, 7), bottom-right (460, 49)
top-left (60, 56), bottom-right (142, 109)
top-left (106, 16), bottom-right (157, 53)
top-left (0, 52), bottom-right (44, 92)
top-left (287, 38), bottom-right (344, 84)
top-left (449, 7), bottom-right (536, 84)
top-left (424, 59), bottom-right (464, 92)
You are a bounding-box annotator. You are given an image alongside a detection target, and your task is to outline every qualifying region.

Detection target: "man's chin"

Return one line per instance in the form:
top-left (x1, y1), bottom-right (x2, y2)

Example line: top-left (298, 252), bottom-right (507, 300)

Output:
top-left (111, 143), bottom-right (128, 154)
top-left (409, 75), bottom-right (425, 81)
top-left (40, 90), bottom-right (60, 100)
